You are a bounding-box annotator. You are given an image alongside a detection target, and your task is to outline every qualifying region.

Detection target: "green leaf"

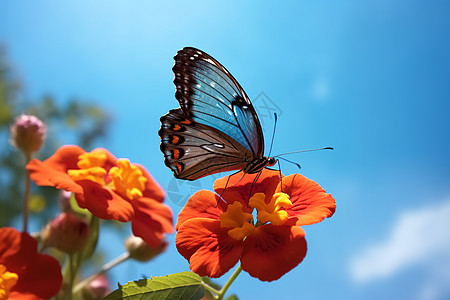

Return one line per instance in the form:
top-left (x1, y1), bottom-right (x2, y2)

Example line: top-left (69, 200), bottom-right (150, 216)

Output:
top-left (225, 295), bottom-right (239, 300)
top-left (104, 272), bottom-right (204, 300)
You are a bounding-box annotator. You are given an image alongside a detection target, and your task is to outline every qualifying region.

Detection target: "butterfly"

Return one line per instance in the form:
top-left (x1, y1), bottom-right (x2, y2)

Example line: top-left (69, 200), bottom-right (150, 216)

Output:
top-left (159, 47), bottom-right (276, 180)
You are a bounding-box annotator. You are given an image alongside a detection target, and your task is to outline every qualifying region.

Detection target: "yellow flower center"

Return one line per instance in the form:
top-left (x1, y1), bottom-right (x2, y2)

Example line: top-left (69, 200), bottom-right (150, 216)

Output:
top-left (220, 202), bottom-right (255, 240)
top-left (67, 149), bottom-right (107, 185)
top-left (67, 150), bottom-right (147, 200)
top-left (108, 159), bottom-right (147, 200)
top-left (249, 192), bottom-right (292, 226)
top-left (0, 264), bottom-right (18, 300)
top-left (219, 192), bottom-right (292, 240)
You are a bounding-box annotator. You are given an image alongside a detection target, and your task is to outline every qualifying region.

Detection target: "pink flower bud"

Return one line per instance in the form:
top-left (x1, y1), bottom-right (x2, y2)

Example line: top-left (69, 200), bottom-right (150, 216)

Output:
top-left (10, 114), bottom-right (46, 155)
top-left (42, 213), bottom-right (90, 254)
top-left (125, 235), bottom-right (168, 262)
top-left (81, 275), bottom-right (110, 300)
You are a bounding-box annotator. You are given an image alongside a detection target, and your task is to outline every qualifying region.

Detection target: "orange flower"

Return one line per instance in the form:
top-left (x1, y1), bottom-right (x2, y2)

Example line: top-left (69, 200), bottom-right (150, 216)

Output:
top-left (26, 145), bottom-right (174, 247)
top-left (0, 227), bottom-right (62, 299)
top-left (175, 169), bottom-right (335, 282)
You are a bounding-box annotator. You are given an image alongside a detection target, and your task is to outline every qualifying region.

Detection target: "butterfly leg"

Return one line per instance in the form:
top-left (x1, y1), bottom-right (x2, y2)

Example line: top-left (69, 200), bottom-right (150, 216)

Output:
top-left (247, 170), bottom-right (263, 206)
top-left (216, 171), bottom-right (245, 207)
top-left (276, 159), bottom-right (283, 193)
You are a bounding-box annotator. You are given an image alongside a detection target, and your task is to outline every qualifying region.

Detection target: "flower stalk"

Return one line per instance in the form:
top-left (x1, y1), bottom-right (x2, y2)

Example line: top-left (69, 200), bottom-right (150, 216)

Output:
top-left (217, 264), bottom-right (242, 299)
top-left (73, 252), bottom-right (130, 294)
top-left (10, 114), bottom-right (47, 232)
top-left (201, 265), bottom-right (242, 300)
top-left (23, 152), bottom-right (31, 232)
top-left (68, 254), bottom-right (75, 300)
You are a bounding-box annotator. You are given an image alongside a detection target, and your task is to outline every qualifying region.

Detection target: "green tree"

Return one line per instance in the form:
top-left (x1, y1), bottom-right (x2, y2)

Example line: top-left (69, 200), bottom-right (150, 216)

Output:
top-left (0, 46), bottom-right (111, 227)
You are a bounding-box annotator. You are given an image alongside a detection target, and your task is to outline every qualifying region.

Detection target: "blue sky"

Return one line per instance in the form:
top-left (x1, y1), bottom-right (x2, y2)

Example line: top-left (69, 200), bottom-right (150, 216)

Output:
top-left (1, 1), bottom-right (450, 299)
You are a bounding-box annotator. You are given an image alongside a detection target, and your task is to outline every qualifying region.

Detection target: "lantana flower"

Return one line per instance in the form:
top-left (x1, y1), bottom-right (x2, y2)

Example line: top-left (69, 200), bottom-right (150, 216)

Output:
top-left (0, 227), bottom-right (62, 299)
top-left (26, 145), bottom-right (174, 247)
top-left (175, 169), bottom-right (336, 282)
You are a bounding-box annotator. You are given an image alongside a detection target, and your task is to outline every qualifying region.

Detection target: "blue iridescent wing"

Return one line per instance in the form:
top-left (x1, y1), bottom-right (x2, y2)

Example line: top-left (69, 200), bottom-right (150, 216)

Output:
top-left (172, 47), bottom-right (264, 157)
top-left (159, 108), bottom-right (253, 180)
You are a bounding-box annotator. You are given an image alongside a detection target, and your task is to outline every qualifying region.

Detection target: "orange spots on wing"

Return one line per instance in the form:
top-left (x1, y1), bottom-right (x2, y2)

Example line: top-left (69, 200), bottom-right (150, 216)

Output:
top-left (180, 119), bottom-right (192, 125)
top-left (173, 162), bottom-right (183, 174)
top-left (172, 124), bottom-right (182, 131)
top-left (173, 149), bottom-right (180, 159)
top-left (171, 135), bottom-right (180, 144)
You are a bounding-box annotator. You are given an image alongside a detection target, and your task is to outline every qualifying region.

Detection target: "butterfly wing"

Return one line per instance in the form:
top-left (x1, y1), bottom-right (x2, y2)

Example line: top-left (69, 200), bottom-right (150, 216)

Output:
top-left (159, 108), bottom-right (254, 180)
top-left (172, 47), bottom-right (264, 158)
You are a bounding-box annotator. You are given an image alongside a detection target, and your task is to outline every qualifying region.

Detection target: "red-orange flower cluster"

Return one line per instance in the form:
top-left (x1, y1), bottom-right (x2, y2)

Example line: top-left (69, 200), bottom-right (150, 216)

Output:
top-left (0, 227), bottom-right (62, 299)
top-left (175, 169), bottom-right (335, 282)
top-left (26, 145), bottom-right (174, 248)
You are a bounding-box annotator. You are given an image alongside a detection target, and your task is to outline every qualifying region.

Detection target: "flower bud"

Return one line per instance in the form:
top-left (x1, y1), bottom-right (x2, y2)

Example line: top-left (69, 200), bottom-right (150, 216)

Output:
top-left (9, 114), bottom-right (46, 155)
top-left (42, 213), bottom-right (90, 254)
top-left (125, 236), bottom-right (168, 262)
top-left (81, 275), bottom-right (109, 300)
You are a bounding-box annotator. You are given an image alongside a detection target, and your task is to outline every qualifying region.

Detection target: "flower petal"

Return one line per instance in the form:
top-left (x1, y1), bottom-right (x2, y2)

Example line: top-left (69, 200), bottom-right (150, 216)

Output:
top-left (213, 169), bottom-right (281, 205)
top-left (138, 165), bottom-right (165, 203)
top-left (176, 218), bottom-right (243, 278)
top-left (0, 228), bottom-right (62, 299)
top-left (26, 146), bottom-right (119, 197)
top-left (13, 253), bottom-right (62, 299)
top-left (131, 198), bottom-right (174, 248)
top-left (280, 174), bottom-right (336, 226)
top-left (77, 180), bottom-right (134, 222)
top-left (8, 291), bottom-right (42, 300)
top-left (175, 190), bottom-right (226, 230)
top-left (0, 227), bottom-right (21, 260)
top-left (241, 225), bottom-right (307, 282)
top-left (26, 145), bottom-right (86, 194)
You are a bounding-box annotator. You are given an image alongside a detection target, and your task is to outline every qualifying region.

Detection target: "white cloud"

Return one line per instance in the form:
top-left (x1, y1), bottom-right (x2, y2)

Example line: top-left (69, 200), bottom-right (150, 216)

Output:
top-left (350, 200), bottom-right (450, 284)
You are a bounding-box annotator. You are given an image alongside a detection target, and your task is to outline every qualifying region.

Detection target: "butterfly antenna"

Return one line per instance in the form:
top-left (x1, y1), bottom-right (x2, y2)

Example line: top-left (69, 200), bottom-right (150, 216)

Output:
top-left (267, 113), bottom-right (278, 157)
top-left (274, 147), bottom-right (334, 157)
top-left (277, 156), bottom-right (301, 169)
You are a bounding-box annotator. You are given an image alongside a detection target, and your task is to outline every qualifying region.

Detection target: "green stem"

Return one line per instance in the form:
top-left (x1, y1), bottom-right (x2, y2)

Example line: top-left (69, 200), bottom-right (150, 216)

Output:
top-left (22, 152), bottom-right (31, 233)
top-left (218, 265), bottom-right (242, 299)
top-left (203, 264), bottom-right (242, 300)
top-left (68, 254), bottom-right (74, 300)
top-left (201, 281), bottom-right (220, 296)
top-left (72, 252), bottom-right (130, 294)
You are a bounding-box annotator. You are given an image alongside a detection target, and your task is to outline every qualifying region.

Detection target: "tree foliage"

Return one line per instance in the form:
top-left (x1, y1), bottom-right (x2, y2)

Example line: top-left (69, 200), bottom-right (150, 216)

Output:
top-left (0, 47), bottom-right (111, 227)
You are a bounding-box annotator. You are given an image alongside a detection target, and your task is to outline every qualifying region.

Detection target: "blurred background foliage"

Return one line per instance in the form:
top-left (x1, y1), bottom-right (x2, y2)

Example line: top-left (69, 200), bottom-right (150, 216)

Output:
top-left (0, 46), bottom-right (112, 227)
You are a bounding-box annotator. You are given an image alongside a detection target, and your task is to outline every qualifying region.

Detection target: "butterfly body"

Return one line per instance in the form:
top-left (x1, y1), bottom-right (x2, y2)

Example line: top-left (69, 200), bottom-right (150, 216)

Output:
top-left (159, 47), bottom-right (276, 180)
top-left (243, 156), bottom-right (276, 174)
